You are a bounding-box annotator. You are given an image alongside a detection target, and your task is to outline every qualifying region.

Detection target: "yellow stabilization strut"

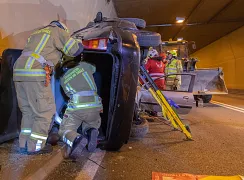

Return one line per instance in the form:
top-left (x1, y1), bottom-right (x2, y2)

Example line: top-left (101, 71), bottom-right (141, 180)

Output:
top-left (139, 66), bottom-right (192, 140)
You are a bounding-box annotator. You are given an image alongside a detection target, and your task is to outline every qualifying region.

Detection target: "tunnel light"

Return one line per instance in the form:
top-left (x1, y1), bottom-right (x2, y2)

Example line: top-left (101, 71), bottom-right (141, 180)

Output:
top-left (177, 37), bottom-right (183, 41)
top-left (176, 17), bottom-right (185, 23)
top-left (83, 38), bottom-right (108, 50)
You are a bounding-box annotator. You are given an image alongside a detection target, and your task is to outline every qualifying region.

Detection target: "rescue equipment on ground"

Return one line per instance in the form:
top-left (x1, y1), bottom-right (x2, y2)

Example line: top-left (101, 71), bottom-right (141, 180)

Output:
top-left (152, 172), bottom-right (244, 180)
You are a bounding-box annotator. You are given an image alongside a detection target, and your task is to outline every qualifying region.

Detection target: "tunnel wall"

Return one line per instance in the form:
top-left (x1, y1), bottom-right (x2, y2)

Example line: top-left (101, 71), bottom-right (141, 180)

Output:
top-left (0, 0), bottom-right (117, 55)
top-left (192, 26), bottom-right (244, 91)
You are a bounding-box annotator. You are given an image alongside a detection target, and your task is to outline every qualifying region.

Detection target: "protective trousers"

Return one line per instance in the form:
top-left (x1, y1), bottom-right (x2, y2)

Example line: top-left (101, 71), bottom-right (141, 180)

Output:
top-left (15, 81), bottom-right (55, 152)
top-left (59, 108), bottom-right (101, 148)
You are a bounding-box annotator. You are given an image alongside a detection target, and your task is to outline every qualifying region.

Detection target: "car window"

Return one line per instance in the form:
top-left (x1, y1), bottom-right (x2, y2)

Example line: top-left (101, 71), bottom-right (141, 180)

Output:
top-left (162, 44), bottom-right (188, 60)
top-left (164, 74), bottom-right (194, 92)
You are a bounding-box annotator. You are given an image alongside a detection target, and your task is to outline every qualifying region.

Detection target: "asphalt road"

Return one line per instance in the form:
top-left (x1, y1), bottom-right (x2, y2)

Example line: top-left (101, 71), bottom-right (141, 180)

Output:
top-left (1, 94), bottom-right (244, 180)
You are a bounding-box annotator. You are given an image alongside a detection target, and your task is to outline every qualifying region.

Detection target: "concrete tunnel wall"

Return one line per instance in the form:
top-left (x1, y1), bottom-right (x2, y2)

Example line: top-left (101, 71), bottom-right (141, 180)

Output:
top-left (192, 26), bottom-right (244, 91)
top-left (0, 0), bottom-right (117, 55)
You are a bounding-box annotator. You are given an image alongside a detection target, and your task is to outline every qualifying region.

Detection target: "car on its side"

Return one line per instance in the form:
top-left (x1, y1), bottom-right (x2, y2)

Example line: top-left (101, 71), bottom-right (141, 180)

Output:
top-left (0, 12), bottom-right (194, 150)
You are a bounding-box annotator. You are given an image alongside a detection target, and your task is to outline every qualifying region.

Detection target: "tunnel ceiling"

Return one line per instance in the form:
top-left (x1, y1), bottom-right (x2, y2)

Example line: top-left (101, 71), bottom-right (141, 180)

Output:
top-left (113, 0), bottom-right (244, 52)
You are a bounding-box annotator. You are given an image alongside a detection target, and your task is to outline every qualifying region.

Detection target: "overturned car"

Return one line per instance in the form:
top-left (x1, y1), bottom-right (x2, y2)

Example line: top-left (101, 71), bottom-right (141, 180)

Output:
top-left (0, 13), bottom-right (162, 150)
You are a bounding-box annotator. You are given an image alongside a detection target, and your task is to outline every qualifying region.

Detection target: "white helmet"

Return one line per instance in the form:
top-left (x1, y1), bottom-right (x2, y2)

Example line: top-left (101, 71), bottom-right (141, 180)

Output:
top-left (147, 48), bottom-right (159, 58)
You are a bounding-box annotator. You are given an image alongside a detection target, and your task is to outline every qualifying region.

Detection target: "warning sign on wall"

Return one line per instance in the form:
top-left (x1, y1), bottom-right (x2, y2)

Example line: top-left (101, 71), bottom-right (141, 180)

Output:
top-left (152, 172), bottom-right (244, 180)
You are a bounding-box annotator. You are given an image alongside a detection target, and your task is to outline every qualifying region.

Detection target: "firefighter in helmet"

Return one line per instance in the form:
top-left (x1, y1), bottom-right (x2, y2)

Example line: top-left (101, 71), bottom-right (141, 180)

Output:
top-left (58, 59), bottom-right (103, 159)
top-left (13, 20), bottom-right (84, 154)
top-left (144, 48), bottom-right (166, 90)
top-left (165, 50), bottom-right (183, 90)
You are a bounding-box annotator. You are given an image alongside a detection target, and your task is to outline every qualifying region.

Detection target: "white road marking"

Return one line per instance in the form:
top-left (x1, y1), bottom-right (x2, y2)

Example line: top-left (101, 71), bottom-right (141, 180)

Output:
top-left (25, 145), bottom-right (65, 180)
top-left (211, 100), bottom-right (244, 113)
top-left (75, 150), bottom-right (106, 180)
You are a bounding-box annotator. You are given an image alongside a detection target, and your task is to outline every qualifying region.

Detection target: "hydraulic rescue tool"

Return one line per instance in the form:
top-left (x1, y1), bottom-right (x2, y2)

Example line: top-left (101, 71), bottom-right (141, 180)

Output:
top-left (139, 65), bottom-right (193, 140)
top-left (44, 65), bottom-right (53, 87)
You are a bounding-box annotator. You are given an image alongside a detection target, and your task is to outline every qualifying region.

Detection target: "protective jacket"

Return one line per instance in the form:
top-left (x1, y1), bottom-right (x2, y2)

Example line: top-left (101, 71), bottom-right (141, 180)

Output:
top-left (165, 58), bottom-right (183, 90)
top-left (60, 62), bottom-right (102, 113)
top-left (59, 62), bottom-right (102, 149)
top-left (13, 25), bottom-right (83, 82)
top-left (14, 24), bottom-right (84, 153)
top-left (165, 58), bottom-right (182, 77)
top-left (144, 58), bottom-right (166, 90)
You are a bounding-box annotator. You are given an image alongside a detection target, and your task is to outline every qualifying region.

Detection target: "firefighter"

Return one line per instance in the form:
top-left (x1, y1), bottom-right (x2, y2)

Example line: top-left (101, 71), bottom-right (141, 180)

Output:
top-left (165, 50), bottom-right (183, 90)
top-left (13, 20), bottom-right (84, 154)
top-left (144, 48), bottom-right (166, 90)
top-left (58, 60), bottom-right (103, 159)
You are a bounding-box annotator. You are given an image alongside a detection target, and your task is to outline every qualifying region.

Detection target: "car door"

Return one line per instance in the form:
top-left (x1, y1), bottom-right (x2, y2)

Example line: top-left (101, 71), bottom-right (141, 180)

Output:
top-left (139, 73), bottom-right (195, 115)
top-left (162, 73), bottom-right (195, 114)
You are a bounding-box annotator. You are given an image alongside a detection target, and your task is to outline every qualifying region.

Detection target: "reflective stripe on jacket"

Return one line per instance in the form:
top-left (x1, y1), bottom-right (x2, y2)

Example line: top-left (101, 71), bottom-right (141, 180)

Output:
top-left (149, 73), bottom-right (165, 80)
top-left (13, 25), bottom-right (83, 82)
top-left (60, 62), bottom-right (102, 112)
top-left (165, 59), bottom-right (182, 78)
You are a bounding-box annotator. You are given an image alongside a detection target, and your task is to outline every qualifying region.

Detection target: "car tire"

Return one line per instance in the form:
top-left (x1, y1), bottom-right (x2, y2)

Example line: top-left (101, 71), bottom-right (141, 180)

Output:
top-left (133, 30), bottom-right (161, 47)
top-left (202, 95), bottom-right (212, 103)
top-left (130, 117), bottom-right (149, 138)
top-left (120, 18), bottom-right (146, 29)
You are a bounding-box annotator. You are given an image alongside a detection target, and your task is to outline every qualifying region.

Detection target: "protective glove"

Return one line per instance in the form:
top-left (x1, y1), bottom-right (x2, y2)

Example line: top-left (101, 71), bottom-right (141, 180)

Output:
top-left (62, 55), bottom-right (75, 64)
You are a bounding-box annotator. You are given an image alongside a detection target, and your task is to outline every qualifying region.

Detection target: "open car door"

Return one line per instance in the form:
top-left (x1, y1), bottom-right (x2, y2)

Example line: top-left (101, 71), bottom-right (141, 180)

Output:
top-left (139, 73), bottom-right (195, 115)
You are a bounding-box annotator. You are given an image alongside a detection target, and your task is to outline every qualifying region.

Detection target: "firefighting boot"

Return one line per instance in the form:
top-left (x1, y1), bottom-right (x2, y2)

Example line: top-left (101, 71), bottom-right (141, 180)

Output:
top-left (63, 145), bottom-right (71, 159)
top-left (69, 135), bottom-right (88, 159)
top-left (19, 144), bottom-right (27, 154)
top-left (27, 144), bottom-right (53, 155)
top-left (86, 128), bottom-right (99, 152)
top-left (19, 148), bottom-right (27, 154)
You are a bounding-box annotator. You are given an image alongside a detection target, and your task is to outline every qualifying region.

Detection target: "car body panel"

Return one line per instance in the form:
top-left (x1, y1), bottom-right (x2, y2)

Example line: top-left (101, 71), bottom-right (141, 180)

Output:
top-left (71, 27), bottom-right (141, 150)
top-left (139, 73), bottom-right (195, 115)
top-left (0, 49), bottom-right (22, 144)
top-left (54, 22), bottom-right (141, 150)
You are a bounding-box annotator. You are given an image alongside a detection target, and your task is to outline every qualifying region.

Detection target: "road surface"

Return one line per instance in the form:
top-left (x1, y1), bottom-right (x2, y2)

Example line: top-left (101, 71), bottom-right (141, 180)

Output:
top-left (1, 94), bottom-right (244, 180)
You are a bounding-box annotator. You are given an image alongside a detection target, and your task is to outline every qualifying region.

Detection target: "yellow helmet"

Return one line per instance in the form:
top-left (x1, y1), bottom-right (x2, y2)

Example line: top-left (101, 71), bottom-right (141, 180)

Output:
top-left (169, 50), bottom-right (177, 57)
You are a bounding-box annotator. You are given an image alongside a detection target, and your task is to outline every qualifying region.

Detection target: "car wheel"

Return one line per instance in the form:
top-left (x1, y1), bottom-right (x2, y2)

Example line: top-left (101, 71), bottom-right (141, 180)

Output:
top-left (133, 30), bottom-right (161, 47)
top-left (130, 117), bottom-right (149, 138)
top-left (120, 18), bottom-right (146, 29)
top-left (202, 95), bottom-right (212, 103)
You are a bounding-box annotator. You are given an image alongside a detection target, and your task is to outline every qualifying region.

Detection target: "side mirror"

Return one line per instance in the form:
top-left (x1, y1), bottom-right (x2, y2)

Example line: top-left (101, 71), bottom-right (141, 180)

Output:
top-left (192, 43), bottom-right (196, 49)
top-left (94, 12), bottom-right (103, 23)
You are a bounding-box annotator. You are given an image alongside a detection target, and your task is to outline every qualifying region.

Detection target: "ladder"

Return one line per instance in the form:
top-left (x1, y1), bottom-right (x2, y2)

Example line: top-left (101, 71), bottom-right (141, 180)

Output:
top-left (139, 65), bottom-right (193, 140)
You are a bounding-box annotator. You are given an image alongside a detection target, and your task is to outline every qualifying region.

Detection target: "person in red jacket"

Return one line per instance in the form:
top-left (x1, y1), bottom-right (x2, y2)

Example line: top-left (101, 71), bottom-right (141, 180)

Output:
top-left (144, 48), bottom-right (166, 90)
